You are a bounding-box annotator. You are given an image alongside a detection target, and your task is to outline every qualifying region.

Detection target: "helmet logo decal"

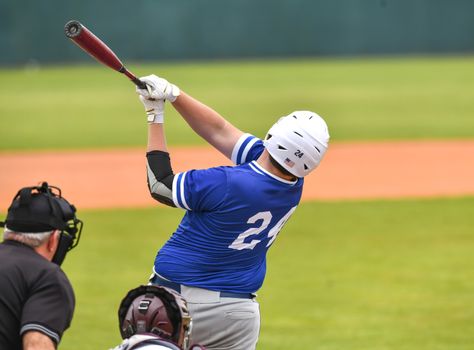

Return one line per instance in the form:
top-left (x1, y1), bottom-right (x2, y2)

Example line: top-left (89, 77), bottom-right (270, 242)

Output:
top-left (294, 150), bottom-right (304, 158)
top-left (284, 158), bottom-right (295, 167)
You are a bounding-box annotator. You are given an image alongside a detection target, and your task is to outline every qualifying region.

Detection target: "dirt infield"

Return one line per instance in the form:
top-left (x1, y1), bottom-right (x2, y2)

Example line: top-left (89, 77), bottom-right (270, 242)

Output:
top-left (1, 140), bottom-right (473, 210)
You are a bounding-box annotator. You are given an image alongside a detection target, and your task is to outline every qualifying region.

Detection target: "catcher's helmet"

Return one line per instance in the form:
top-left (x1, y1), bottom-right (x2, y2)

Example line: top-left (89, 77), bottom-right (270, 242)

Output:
top-left (264, 111), bottom-right (330, 178)
top-left (118, 285), bottom-right (192, 349)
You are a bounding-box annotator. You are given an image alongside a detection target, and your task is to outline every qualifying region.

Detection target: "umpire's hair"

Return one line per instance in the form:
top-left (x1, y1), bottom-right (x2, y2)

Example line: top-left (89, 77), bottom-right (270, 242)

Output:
top-left (3, 227), bottom-right (55, 248)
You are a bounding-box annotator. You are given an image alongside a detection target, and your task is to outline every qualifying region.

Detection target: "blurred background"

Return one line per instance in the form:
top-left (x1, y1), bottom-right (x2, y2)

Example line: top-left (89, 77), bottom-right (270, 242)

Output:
top-left (2, 0), bottom-right (474, 65)
top-left (1, 1), bottom-right (473, 349)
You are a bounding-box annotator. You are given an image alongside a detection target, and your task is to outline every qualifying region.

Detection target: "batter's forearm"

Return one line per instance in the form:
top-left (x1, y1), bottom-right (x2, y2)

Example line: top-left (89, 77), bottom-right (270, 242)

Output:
top-left (172, 92), bottom-right (225, 129)
top-left (172, 92), bottom-right (243, 158)
top-left (147, 124), bottom-right (168, 153)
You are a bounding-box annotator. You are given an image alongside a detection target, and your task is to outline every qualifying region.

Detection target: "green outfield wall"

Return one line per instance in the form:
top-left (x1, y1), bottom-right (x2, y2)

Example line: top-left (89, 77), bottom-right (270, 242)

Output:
top-left (1, 0), bottom-right (473, 65)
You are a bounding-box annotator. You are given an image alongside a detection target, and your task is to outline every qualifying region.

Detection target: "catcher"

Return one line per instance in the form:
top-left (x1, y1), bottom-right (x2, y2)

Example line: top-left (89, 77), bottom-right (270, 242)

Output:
top-left (112, 285), bottom-right (204, 350)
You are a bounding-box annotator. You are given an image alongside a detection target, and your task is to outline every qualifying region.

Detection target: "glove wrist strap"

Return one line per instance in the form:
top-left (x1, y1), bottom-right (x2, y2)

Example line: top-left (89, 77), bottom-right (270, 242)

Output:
top-left (147, 113), bottom-right (164, 124)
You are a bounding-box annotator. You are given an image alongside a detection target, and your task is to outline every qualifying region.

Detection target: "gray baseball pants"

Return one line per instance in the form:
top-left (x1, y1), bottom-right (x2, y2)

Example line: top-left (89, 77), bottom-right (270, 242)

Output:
top-left (181, 285), bottom-right (260, 350)
top-left (149, 274), bottom-right (260, 350)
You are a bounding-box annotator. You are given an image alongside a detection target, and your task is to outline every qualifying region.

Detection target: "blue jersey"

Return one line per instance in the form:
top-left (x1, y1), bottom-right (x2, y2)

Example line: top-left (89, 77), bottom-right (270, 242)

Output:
top-left (154, 134), bottom-right (304, 294)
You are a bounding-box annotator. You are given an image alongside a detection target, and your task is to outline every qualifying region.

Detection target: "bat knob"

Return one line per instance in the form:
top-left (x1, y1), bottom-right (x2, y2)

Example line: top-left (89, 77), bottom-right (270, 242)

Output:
top-left (65, 20), bottom-right (83, 38)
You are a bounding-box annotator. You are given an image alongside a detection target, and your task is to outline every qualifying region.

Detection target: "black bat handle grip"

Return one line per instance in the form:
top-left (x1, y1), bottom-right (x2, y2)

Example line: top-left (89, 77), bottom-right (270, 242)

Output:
top-left (131, 77), bottom-right (147, 90)
top-left (120, 67), bottom-right (147, 90)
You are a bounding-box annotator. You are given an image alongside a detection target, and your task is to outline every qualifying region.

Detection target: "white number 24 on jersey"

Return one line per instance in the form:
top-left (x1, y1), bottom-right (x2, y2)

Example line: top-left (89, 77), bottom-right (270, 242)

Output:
top-left (228, 206), bottom-right (297, 250)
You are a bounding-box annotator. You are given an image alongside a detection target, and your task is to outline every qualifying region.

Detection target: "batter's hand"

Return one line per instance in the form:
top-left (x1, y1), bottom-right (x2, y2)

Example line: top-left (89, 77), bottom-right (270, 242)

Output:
top-left (137, 94), bottom-right (165, 124)
top-left (136, 75), bottom-right (180, 102)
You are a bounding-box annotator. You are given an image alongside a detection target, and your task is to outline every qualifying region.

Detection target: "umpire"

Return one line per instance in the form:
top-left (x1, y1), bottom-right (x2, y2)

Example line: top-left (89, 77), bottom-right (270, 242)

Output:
top-left (0, 182), bottom-right (83, 350)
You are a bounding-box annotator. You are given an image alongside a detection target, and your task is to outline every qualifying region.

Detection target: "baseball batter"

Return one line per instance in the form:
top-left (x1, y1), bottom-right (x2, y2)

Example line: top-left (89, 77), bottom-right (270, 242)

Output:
top-left (136, 75), bottom-right (330, 349)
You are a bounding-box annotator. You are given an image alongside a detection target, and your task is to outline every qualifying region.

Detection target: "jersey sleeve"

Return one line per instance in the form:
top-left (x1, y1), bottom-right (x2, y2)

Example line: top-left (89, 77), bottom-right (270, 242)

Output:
top-left (20, 268), bottom-right (75, 344)
top-left (172, 167), bottom-right (228, 212)
top-left (230, 133), bottom-right (265, 165)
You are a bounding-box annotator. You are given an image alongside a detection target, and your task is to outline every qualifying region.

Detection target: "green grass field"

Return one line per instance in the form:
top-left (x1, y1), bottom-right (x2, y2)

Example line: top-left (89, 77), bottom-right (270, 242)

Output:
top-left (49, 197), bottom-right (474, 350)
top-left (1, 56), bottom-right (474, 151)
top-left (1, 56), bottom-right (473, 349)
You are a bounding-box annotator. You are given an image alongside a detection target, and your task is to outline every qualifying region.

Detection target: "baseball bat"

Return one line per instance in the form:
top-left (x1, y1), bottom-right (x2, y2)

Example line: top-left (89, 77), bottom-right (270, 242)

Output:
top-left (64, 20), bottom-right (147, 89)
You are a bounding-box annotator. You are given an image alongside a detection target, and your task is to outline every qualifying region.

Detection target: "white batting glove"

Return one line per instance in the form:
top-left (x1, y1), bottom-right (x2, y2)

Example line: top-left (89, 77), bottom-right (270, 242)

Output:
top-left (136, 74), bottom-right (180, 102)
top-left (137, 95), bottom-right (165, 123)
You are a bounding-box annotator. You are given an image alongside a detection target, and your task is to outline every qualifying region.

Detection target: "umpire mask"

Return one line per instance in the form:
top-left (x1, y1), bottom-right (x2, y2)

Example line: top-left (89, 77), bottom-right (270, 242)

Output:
top-left (0, 182), bottom-right (83, 265)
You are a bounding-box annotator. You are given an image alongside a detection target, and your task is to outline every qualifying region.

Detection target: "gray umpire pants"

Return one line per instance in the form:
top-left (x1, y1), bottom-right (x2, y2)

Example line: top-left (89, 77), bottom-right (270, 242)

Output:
top-left (150, 274), bottom-right (260, 350)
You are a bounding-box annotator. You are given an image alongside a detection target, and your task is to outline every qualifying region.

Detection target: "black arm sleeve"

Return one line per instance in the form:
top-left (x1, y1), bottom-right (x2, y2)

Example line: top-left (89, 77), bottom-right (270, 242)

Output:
top-left (146, 151), bottom-right (176, 207)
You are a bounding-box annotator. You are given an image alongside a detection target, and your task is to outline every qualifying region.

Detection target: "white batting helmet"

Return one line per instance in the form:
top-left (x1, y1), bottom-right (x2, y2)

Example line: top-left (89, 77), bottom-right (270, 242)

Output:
top-left (264, 111), bottom-right (330, 178)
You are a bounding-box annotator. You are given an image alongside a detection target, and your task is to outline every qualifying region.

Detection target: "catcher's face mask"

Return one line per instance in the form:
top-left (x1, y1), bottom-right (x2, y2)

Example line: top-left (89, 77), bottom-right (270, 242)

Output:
top-left (0, 182), bottom-right (83, 265)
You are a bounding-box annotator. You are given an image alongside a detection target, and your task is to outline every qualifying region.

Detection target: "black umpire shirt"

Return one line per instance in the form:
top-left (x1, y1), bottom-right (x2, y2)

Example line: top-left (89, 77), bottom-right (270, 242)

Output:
top-left (0, 240), bottom-right (75, 349)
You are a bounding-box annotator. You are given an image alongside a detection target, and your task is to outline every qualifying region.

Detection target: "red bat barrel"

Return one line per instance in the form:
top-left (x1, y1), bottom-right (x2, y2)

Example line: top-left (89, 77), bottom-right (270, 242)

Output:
top-left (64, 20), bottom-right (146, 89)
